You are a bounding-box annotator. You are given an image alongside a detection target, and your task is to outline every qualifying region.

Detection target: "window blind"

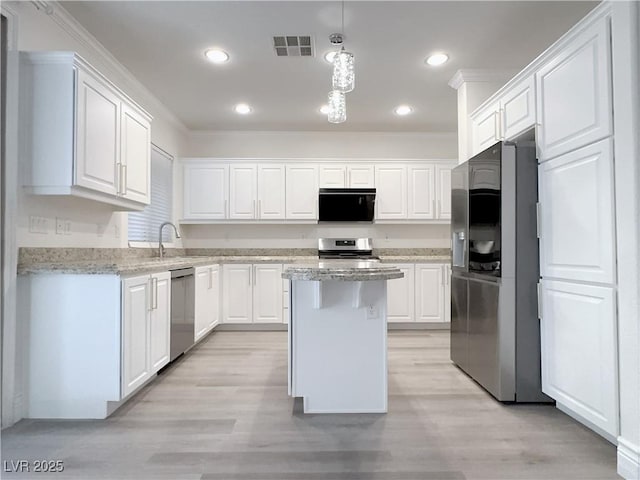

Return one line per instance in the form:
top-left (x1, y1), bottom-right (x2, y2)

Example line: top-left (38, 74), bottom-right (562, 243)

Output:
top-left (128, 146), bottom-right (174, 243)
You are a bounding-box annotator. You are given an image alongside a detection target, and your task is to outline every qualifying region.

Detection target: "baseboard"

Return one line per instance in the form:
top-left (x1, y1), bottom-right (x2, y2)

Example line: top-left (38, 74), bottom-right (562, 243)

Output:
top-left (388, 322), bottom-right (450, 330)
top-left (215, 323), bottom-right (451, 332)
top-left (618, 437), bottom-right (640, 479)
top-left (215, 324), bottom-right (288, 331)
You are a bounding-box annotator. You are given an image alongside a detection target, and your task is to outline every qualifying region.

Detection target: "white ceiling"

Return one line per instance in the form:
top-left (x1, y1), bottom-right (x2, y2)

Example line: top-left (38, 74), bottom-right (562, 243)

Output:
top-left (60, 1), bottom-right (597, 133)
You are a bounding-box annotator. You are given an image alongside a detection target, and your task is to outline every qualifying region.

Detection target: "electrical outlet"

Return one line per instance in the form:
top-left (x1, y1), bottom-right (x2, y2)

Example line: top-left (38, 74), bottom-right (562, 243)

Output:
top-left (29, 216), bottom-right (48, 234)
top-left (55, 218), bottom-right (65, 235)
top-left (366, 305), bottom-right (379, 319)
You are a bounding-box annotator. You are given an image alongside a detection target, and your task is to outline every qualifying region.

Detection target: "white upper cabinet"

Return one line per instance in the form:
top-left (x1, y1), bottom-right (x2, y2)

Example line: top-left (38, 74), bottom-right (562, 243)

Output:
top-left (257, 164), bottom-right (286, 219)
top-left (470, 76), bottom-right (535, 158)
top-left (120, 104), bottom-right (151, 204)
top-left (407, 165), bottom-right (435, 219)
top-left (471, 101), bottom-right (501, 157)
top-left (375, 164), bottom-right (408, 219)
top-left (538, 139), bottom-right (615, 284)
top-left (75, 69), bottom-right (121, 197)
top-left (229, 164), bottom-right (258, 219)
top-left (501, 76), bottom-right (536, 140)
top-left (285, 165), bottom-right (318, 219)
top-left (319, 164), bottom-right (375, 188)
top-left (436, 164), bottom-right (452, 220)
top-left (319, 165), bottom-right (347, 188)
top-left (19, 52), bottom-right (151, 210)
top-left (183, 163), bottom-right (228, 220)
top-left (540, 280), bottom-right (618, 438)
top-left (536, 16), bottom-right (612, 161)
top-left (347, 165), bottom-right (375, 187)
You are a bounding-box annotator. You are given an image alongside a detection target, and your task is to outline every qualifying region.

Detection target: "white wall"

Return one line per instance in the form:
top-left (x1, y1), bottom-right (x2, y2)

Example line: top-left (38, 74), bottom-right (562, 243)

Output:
top-left (12, 1), bottom-right (188, 249)
top-left (186, 131), bottom-right (457, 159)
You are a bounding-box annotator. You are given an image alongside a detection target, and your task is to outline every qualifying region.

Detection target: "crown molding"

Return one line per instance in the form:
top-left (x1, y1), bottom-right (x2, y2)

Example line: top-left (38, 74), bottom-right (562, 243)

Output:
top-left (448, 69), bottom-right (518, 90)
top-left (42, 1), bottom-right (188, 134)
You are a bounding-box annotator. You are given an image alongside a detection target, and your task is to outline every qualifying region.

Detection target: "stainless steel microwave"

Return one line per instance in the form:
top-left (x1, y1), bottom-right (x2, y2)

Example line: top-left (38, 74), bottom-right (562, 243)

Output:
top-left (318, 188), bottom-right (376, 223)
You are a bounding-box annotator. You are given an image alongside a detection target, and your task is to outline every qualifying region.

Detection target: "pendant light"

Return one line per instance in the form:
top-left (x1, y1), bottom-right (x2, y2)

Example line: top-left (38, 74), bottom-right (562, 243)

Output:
top-left (326, 1), bottom-right (354, 124)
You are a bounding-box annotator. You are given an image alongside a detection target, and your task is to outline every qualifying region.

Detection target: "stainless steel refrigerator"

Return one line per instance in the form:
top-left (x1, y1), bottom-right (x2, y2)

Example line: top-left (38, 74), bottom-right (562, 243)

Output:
top-left (450, 141), bottom-right (551, 403)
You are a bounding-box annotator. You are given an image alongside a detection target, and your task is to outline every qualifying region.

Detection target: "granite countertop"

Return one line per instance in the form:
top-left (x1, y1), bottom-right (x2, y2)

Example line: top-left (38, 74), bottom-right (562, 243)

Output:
top-left (282, 261), bottom-right (404, 282)
top-left (17, 250), bottom-right (450, 275)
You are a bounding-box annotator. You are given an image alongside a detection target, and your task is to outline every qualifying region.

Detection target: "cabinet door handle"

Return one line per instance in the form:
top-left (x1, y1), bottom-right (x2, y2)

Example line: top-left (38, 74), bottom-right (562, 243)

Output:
top-left (224, 200), bottom-right (228, 218)
top-left (209, 268), bottom-right (213, 290)
top-left (258, 199), bottom-right (261, 219)
top-left (432, 199), bottom-right (436, 217)
top-left (248, 267), bottom-right (251, 286)
top-left (437, 200), bottom-right (441, 218)
top-left (148, 277), bottom-right (153, 311)
top-left (116, 163), bottom-right (122, 195)
top-left (347, 170), bottom-right (351, 187)
top-left (253, 266), bottom-right (256, 286)
top-left (121, 164), bottom-right (127, 196)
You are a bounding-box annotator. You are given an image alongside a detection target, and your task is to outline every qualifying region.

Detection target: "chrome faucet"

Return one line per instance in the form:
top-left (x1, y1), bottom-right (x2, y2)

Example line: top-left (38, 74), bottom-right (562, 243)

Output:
top-left (158, 222), bottom-right (181, 259)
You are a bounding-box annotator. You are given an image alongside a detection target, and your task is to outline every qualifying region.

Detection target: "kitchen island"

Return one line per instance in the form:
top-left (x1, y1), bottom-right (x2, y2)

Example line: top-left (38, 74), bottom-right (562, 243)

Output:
top-left (283, 261), bottom-right (403, 413)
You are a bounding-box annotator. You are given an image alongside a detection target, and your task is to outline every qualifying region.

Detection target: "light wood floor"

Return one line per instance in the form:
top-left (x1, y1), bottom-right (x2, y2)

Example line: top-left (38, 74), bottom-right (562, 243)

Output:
top-left (2, 331), bottom-right (619, 479)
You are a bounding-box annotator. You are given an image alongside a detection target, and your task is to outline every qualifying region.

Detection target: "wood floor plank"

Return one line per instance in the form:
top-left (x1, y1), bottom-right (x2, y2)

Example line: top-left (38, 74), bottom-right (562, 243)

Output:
top-left (1, 331), bottom-right (620, 479)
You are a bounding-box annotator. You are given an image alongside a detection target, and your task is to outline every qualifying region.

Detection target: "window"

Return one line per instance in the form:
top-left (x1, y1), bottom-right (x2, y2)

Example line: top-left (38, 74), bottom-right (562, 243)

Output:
top-left (128, 146), bottom-right (174, 243)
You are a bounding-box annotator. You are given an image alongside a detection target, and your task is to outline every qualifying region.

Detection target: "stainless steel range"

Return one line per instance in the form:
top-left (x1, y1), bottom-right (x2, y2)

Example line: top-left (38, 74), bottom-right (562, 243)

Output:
top-left (318, 238), bottom-right (379, 261)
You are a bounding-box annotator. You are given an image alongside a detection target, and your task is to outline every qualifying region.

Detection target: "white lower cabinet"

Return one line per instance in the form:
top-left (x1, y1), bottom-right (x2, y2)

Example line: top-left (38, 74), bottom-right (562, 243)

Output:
top-left (222, 263), bottom-right (284, 324)
top-left (386, 262), bottom-right (449, 323)
top-left (122, 271), bottom-right (170, 398)
top-left (194, 264), bottom-right (220, 341)
top-left (387, 264), bottom-right (415, 322)
top-left (540, 280), bottom-right (618, 438)
top-left (415, 264), bottom-right (445, 323)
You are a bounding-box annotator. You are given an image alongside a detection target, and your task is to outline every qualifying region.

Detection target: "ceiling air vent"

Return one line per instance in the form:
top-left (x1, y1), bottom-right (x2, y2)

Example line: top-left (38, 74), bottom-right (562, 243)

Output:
top-left (273, 35), bottom-right (313, 57)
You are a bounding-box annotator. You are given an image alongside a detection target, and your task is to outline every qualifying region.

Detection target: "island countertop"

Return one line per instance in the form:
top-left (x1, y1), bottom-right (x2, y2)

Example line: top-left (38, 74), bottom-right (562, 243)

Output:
top-left (282, 261), bottom-right (404, 281)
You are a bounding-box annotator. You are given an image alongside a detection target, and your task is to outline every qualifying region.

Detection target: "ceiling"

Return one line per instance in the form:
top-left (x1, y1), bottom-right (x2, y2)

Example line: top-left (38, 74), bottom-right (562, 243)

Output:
top-left (60, 1), bottom-right (597, 133)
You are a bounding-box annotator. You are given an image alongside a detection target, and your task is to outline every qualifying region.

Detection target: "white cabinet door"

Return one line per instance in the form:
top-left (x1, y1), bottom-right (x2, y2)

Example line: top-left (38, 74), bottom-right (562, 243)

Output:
top-left (257, 164), bottom-right (286, 220)
top-left (375, 165), bottom-right (407, 219)
top-left (443, 264), bottom-right (451, 323)
top-left (348, 165), bottom-right (375, 187)
top-left (415, 264), bottom-right (444, 322)
top-left (540, 280), bottom-right (618, 437)
top-left (229, 164), bottom-right (257, 219)
top-left (387, 264), bottom-right (415, 322)
top-left (75, 69), bottom-right (120, 196)
top-left (194, 266), bottom-right (214, 340)
top-left (319, 165), bottom-right (346, 188)
top-left (253, 264), bottom-right (283, 323)
top-left (501, 76), bottom-right (535, 140)
top-left (122, 275), bottom-right (151, 397)
top-left (436, 164), bottom-right (452, 220)
top-left (538, 139), bottom-right (615, 284)
top-left (285, 165), bottom-right (318, 219)
top-left (471, 101), bottom-right (500, 157)
top-left (536, 17), bottom-right (612, 161)
top-left (183, 163), bottom-right (228, 219)
top-left (209, 266), bottom-right (220, 329)
top-left (222, 264), bottom-right (253, 323)
top-left (120, 103), bottom-right (151, 204)
top-left (407, 165), bottom-right (435, 219)
top-left (149, 272), bottom-right (171, 372)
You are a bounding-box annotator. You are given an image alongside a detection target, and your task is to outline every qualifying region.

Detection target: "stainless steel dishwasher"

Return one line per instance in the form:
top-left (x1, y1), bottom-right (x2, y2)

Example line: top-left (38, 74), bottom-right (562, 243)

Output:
top-left (170, 268), bottom-right (195, 362)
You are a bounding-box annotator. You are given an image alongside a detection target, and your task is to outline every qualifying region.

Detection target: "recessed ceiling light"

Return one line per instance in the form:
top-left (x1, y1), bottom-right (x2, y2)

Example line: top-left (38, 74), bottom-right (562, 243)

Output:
top-left (324, 51), bottom-right (338, 63)
top-left (204, 48), bottom-right (229, 64)
top-left (425, 53), bottom-right (449, 66)
top-left (234, 103), bottom-right (252, 115)
top-left (319, 105), bottom-right (330, 115)
top-left (394, 105), bottom-right (413, 116)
